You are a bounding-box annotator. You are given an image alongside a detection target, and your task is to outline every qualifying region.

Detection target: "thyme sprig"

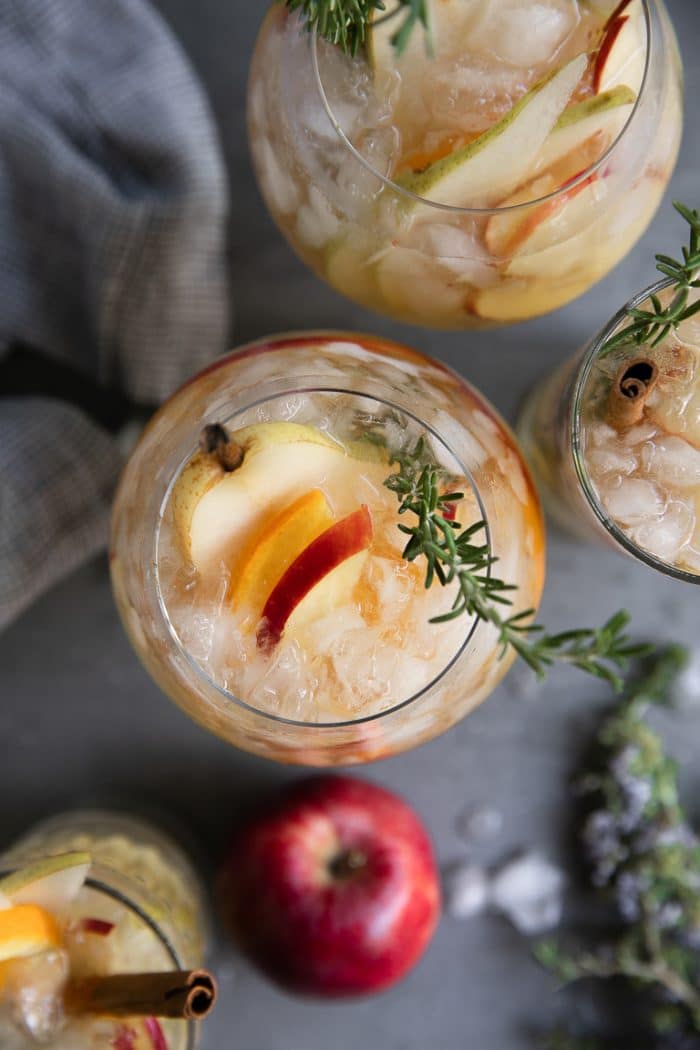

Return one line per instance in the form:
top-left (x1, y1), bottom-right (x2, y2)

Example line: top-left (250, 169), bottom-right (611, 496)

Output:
top-left (601, 202), bottom-right (700, 357)
top-left (536, 645), bottom-right (700, 1048)
top-left (285, 0), bottom-right (429, 56)
top-left (384, 437), bottom-right (647, 688)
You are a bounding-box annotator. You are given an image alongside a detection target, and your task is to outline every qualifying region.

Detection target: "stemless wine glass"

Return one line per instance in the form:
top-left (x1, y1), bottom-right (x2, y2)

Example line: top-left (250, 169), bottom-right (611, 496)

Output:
top-left (110, 332), bottom-right (545, 765)
top-left (0, 811), bottom-right (209, 1050)
top-left (518, 279), bottom-right (700, 582)
top-left (247, 1), bottom-right (682, 328)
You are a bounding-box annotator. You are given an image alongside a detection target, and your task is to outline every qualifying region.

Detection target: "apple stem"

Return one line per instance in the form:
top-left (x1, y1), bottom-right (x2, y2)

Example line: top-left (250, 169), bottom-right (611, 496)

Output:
top-left (330, 848), bottom-right (368, 879)
top-left (200, 423), bottom-right (244, 472)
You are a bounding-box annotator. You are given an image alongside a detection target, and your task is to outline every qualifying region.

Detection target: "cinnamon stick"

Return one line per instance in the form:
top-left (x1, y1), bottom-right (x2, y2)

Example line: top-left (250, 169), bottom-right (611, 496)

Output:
top-left (607, 357), bottom-right (659, 428)
top-left (64, 969), bottom-right (217, 1021)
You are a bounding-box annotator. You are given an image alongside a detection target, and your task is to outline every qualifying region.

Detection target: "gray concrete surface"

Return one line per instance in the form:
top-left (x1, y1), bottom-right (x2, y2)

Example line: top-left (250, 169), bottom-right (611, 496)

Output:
top-left (1, 2), bottom-right (699, 1047)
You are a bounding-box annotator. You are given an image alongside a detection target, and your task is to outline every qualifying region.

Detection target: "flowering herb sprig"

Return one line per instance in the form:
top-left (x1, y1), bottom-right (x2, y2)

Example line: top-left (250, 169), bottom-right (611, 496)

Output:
top-left (384, 437), bottom-right (647, 688)
top-left (601, 202), bottom-right (700, 357)
top-left (285, 0), bottom-right (430, 56)
top-left (536, 645), bottom-right (700, 1048)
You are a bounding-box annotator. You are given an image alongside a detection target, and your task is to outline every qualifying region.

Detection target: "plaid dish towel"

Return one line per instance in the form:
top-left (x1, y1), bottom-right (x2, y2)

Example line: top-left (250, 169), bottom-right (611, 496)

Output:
top-left (0, 0), bottom-right (230, 631)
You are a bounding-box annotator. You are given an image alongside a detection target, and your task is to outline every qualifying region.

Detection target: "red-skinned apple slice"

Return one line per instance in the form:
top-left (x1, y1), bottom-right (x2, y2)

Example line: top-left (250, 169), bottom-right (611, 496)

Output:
top-left (593, 0), bottom-right (645, 94)
top-left (257, 506), bottom-right (373, 651)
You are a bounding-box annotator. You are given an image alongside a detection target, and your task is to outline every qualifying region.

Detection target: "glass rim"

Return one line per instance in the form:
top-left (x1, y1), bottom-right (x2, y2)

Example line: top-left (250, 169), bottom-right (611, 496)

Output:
top-left (309, 0), bottom-right (653, 217)
top-left (155, 380), bottom-right (489, 731)
top-left (0, 870), bottom-right (197, 1049)
top-left (571, 274), bottom-right (700, 585)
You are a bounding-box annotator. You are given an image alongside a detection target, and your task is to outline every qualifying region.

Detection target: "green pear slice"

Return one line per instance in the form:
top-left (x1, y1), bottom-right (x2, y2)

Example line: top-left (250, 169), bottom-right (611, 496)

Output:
top-left (395, 53), bottom-right (588, 213)
top-left (0, 853), bottom-right (91, 912)
top-left (533, 85), bottom-right (636, 176)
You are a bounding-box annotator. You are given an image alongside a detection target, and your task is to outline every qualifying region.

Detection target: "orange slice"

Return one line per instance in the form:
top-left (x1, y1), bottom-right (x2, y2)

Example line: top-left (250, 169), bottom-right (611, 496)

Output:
top-left (230, 489), bottom-right (335, 620)
top-left (0, 904), bottom-right (61, 963)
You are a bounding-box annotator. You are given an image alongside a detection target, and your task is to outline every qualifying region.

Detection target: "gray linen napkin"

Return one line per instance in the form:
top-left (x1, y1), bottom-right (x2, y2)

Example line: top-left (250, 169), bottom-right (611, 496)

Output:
top-left (0, 0), bottom-right (230, 630)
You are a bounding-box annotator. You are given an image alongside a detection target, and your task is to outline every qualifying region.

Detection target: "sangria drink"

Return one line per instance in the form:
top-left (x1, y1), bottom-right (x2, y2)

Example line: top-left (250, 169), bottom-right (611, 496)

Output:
top-left (519, 279), bottom-right (700, 582)
top-left (110, 333), bottom-right (545, 765)
top-left (0, 812), bottom-right (209, 1049)
top-left (247, 0), bottom-right (682, 328)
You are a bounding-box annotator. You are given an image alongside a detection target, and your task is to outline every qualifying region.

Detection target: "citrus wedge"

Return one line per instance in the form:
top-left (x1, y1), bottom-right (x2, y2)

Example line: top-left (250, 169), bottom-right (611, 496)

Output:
top-left (230, 489), bottom-right (336, 618)
top-left (0, 904), bottom-right (61, 963)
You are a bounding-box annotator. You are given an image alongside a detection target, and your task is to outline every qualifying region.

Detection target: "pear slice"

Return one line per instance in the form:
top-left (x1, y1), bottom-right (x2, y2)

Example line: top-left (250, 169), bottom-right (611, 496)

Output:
top-left (395, 53), bottom-right (588, 213)
top-left (533, 85), bottom-right (636, 177)
top-left (0, 853), bottom-right (91, 913)
top-left (173, 422), bottom-right (390, 578)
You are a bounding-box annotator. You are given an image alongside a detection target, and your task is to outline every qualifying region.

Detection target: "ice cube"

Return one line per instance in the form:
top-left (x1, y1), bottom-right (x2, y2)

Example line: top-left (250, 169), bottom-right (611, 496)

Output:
top-left (619, 421), bottom-right (658, 448)
top-left (412, 222), bottom-right (498, 287)
top-left (586, 445), bottom-right (638, 477)
top-left (470, 0), bottom-right (579, 68)
top-left (3, 950), bottom-right (69, 1042)
top-left (598, 477), bottom-right (666, 527)
top-left (628, 499), bottom-right (695, 563)
top-left (490, 851), bottom-right (566, 934)
top-left (255, 136), bottom-right (301, 215)
top-left (589, 422), bottom-right (619, 448)
top-left (296, 186), bottom-right (340, 249)
top-left (640, 435), bottom-right (700, 489)
top-left (443, 861), bottom-right (490, 919)
top-left (456, 804), bottom-right (504, 843)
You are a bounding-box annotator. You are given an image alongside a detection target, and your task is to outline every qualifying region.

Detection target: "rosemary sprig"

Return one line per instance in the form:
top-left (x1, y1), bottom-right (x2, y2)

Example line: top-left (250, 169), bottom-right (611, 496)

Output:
top-left (535, 646), bottom-right (700, 1048)
top-left (286, 0), bottom-right (429, 57)
top-left (601, 202), bottom-right (700, 357)
top-left (384, 438), bottom-right (648, 689)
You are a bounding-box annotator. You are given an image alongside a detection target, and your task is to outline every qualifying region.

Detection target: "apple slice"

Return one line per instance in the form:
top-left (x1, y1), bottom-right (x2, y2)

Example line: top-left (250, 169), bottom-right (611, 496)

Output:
top-left (470, 273), bottom-right (591, 322)
top-left (112, 1021), bottom-right (167, 1050)
top-left (593, 0), bottom-right (646, 94)
top-left (0, 853), bottom-right (91, 913)
top-left (257, 506), bottom-right (373, 650)
top-left (395, 54), bottom-right (588, 213)
top-left (230, 489), bottom-right (336, 619)
top-left (0, 904), bottom-right (61, 962)
top-left (171, 422), bottom-right (387, 576)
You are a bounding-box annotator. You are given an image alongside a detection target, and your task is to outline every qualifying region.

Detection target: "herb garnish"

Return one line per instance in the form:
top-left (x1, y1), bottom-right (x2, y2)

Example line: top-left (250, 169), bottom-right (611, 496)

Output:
top-left (536, 645), bottom-right (700, 1048)
top-left (384, 437), bottom-right (647, 688)
top-left (285, 0), bottom-right (429, 57)
top-left (601, 202), bottom-right (700, 357)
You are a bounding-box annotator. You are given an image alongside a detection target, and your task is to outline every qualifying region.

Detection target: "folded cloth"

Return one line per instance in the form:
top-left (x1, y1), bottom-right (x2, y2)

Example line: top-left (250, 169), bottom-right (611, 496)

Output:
top-left (0, 0), bottom-right (230, 630)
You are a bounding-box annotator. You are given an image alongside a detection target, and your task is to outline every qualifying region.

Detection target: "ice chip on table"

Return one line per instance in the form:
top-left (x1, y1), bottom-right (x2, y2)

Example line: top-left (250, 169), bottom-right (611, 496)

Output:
top-left (628, 499), bottom-right (695, 564)
top-left (443, 862), bottom-right (489, 920)
top-left (456, 804), bottom-right (504, 843)
top-left (598, 477), bottom-right (666, 527)
top-left (640, 435), bottom-right (700, 489)
top-left (670, 649), bottom-right (700, 711)
top-left (490, 851), bottom-right (566, 934)
top-left (469, 0), bottom-right (579, 68)
top-left (2, 950), bottom-right (69, 1042)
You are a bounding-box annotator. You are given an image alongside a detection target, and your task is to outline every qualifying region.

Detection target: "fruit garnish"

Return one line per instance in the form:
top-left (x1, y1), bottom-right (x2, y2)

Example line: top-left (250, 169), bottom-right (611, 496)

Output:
top-left (170, 421), bottom-right (386, 575)
top-left (257, 505), bottom-right (373, 651)
top-left (0, 853), bottom-right (91, 912)
top-left (81, 918), bottom-right (115, 936)
top-left (592, 0), bottom-right (645, 94)
top-left (230, 488), bottom-right (335, 619)
top-left (394, 54), bottom-right (587, 212)
top-left (0, 904), bottom-right (62, 962)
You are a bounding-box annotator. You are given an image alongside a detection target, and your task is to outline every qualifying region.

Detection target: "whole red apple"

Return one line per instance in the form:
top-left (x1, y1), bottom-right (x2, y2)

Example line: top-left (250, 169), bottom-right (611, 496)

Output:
top-left (218, 775), bottom-right (441, 997)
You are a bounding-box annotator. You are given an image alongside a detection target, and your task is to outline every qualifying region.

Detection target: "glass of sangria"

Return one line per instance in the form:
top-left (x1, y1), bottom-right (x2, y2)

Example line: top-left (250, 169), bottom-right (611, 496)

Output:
top-left (0, 811), bottom-right (211, 1049)
top-left (247, 0), bottom-right (682, 328)
top-left (518, 274), bottom-right (700, 582)
top-left (110, 332), bottom-right (546, 765)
